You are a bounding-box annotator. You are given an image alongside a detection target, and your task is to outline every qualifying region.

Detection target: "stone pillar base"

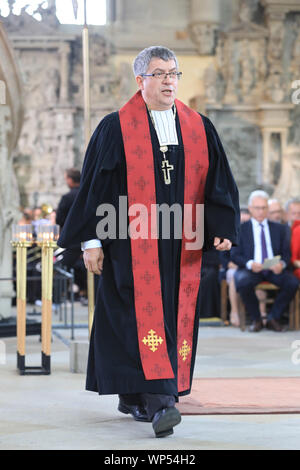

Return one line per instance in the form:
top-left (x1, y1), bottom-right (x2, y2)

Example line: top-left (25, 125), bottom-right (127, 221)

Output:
top-left (69, 340), bottom-right (89, 374)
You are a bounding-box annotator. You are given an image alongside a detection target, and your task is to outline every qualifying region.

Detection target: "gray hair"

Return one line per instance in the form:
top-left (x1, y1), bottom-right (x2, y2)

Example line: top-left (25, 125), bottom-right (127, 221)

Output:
top-left (268, 198), bottom-right (281, 206)
top-left (133, 46), bottom-right (179, 77)
top-left (248, 190), bottom-right (269, 206)
top-left (285, 197), bottom-right (300, 211)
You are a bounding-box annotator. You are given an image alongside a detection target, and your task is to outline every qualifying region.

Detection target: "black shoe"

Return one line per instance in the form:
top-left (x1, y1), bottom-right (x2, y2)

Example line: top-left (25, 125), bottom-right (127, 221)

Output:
top-left (152, 406), bottom-right (181, 438)
top-left (249, 320), bottom-right (263, 332)
top-left (118, 401), bottom-right (151, 422)
top-left (266, 318), bottom-right (284, 332)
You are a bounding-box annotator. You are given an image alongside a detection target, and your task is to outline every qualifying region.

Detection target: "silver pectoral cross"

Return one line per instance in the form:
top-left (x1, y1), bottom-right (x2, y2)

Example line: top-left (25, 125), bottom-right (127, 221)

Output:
top-left (161, 158), bottom-right (174, 185)
top-left (160, 146), bottom-right (174, 185)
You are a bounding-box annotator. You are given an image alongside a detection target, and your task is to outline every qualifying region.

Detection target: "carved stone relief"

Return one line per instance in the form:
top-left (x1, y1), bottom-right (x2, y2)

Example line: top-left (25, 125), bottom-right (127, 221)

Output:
top-left (202, 0), bottom-right (300, 204)
top-left (1, 0), bottom-right (299, 209)
top-left (188, 0), bottom-right (220, 55)
top-left (0, 6), bottom-right (128, 208)
top-left (189, 22), bottom-right (218, 55)
top-left (0, 21), bottom-right (23, 318)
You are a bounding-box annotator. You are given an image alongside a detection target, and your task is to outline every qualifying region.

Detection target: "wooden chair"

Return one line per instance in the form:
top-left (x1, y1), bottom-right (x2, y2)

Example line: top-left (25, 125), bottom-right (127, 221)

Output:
top-left (220, 279), bottom-right (229, 323)
top-left (238, 282), bottom-right (300, 331)
top-left (221, 280), bottom-right (300, 331)
top-left (221, 281), bottom-right (279, 331)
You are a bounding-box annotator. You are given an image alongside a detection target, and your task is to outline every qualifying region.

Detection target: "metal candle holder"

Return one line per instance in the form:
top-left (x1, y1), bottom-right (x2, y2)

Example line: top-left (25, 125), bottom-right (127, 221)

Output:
top-left (11, 225), bottom-right (33, 374)
top-left (36, 225), bottom-right (59, 374)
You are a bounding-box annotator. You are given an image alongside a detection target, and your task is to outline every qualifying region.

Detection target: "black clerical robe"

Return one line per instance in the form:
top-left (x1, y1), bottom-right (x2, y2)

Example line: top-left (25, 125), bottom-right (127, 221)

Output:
top-left (58, 105), bottom-right (240, 398)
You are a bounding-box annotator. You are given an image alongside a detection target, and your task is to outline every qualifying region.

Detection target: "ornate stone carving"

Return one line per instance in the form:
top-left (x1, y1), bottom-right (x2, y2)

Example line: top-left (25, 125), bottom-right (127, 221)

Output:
top-left (0, 0), bottom-right (299, 210)
top-left (290, 15), bottom-right (300, 81)
top-left (33, 0), bottom-right (59, 28)
top-left (203, 64), bottom-right (219, 104)
top-left (189, 22), bottom-right (218, 55)
top-left (213, 0), bottom-right (268, 105)
top-left (0, 8), bottom-right (124, 207)
top-left (272, 146), bottom-right (300, 201)
top-left (201, 0), bottom-right (300, 203)
top-left (0, 23), bottom-right (23, 319)
top-left (265, 72), bottom-right (285, 103)
top-left (188, 0), bottom-right (220, 55)
top-left (44, 68), bottom-right (60, 105)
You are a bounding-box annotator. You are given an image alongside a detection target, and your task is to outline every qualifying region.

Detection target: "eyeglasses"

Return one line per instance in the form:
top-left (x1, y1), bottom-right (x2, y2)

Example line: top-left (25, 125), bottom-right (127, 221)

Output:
top-left (140, 71), bottom-right (183, 80)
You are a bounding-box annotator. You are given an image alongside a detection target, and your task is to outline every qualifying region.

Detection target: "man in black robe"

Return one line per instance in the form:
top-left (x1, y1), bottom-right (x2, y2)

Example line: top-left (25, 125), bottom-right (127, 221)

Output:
top-left (56, 168), bottom-right (81, 228)
top-left (56, 168), bottom-right (87, 302)
top-left (58, 46), bottom-right (240, 438)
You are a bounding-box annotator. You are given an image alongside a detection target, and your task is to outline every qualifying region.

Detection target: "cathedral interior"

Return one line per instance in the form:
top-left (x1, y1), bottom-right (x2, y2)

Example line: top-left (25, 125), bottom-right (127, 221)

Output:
top-left (1, 1), bottom-right (300, 451)
top-left (1, 0), bottom-right (300, 207)
top-left (0, 0), bottom-right (300, 313)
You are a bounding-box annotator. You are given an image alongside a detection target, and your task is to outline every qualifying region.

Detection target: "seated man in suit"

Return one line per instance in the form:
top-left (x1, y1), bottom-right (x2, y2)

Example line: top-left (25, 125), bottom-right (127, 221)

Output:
top-left (231, 190), bottom-right (299, 332)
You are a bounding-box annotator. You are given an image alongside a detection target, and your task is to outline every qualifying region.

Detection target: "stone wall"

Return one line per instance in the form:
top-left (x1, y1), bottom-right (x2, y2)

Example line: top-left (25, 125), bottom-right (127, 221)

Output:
top-left (0, 22), bottom-right (23, 318)
top-left (1, 0), bottom-right (299, 208)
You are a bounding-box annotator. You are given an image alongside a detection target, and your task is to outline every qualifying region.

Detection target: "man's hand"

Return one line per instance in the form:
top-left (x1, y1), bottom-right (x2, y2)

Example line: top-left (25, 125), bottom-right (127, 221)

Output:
top-left (214, 237), bottom-right (232, 251)
top-left (228, 261), bottom-right (237, 269)
top-left (83, 247), bottom-right (104, 275)
top-left (270, 262), bottom-right (283, 275)
top-left (251, 262), bottom-right (263, 273)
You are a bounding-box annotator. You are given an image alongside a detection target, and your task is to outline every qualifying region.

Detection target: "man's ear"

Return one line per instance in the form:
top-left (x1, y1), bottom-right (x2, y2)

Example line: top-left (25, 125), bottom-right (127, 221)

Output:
top-left (136, 75), bottom-right (144, 90)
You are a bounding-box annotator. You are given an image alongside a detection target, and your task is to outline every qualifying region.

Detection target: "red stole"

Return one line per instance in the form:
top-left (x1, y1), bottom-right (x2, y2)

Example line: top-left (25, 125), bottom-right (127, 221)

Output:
top-left (119, 91), bottom-right (208, 392)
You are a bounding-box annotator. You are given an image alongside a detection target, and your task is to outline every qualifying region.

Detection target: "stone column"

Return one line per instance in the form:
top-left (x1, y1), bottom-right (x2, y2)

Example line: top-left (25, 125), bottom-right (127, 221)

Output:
top-left (113, 0), bottom-right (125, 29)
top-left (189, 0), bottom-right (220, 55)
top-left (0, 81), bottom-right (15, 319)
top-left (261, 129), bottom-right (272, 185)
top-left (190, 0), bottom-right (220, 23)
top-left (106, 0), bottom-right (116, 23)
top-left (59, 42), bottom-right (70, 105)
top-left (0, 80), bottom-right (4, 104)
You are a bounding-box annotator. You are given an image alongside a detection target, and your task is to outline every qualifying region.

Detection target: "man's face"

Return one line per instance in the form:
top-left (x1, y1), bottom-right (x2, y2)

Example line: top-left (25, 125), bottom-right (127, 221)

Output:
top-left (33, 208), bottom-right (42, 220)
top-left (268, 202), bottom-right (283, 222)
top-left (240, 211), bottom-right (251, 223)
top-left (249, 197), bottom-right (268, 223)
top-left (287, 203), bottom-right (300, 224)
top-left (64, 173), bottom-right (72, 189)
top-left (136, 58), bottom-right (178, 110)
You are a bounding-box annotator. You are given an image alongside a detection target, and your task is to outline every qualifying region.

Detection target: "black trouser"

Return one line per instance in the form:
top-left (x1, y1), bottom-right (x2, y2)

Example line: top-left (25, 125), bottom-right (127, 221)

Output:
top-left (60, 248), bottom-right (87, 292)
top-left (234, 269), bottom-right (299, 321)
top-left (119, 393), bottom-right (175, 420)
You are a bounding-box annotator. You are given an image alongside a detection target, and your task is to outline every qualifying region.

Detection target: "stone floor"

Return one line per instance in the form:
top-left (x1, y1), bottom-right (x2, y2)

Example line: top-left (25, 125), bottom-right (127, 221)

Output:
top-left (0, 302), bottom-right (300, 450)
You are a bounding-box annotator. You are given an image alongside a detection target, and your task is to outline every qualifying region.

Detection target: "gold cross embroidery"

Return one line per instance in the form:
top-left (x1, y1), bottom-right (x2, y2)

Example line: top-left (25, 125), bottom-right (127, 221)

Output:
top-left (142, 329), bottom-right (163, 352)
top-left (179, 340), bottom-right (191, 362)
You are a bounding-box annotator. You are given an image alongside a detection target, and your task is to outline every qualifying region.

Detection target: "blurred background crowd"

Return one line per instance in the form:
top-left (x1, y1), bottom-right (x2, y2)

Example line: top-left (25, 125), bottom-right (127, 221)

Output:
top-left (16, 166), bottom-right (300, 330)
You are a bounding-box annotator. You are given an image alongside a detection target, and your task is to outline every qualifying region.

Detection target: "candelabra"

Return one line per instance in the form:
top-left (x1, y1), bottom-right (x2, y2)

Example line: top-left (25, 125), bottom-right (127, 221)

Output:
top-left (36, 225), bottom-right (59, 374)
top-left (11, 224), bottom-right (59, 375)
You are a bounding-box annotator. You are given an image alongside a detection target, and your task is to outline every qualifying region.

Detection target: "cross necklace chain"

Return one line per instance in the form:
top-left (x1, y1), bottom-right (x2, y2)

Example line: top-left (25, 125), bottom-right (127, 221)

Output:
top-left (147, 105), bottom-right (176, 185)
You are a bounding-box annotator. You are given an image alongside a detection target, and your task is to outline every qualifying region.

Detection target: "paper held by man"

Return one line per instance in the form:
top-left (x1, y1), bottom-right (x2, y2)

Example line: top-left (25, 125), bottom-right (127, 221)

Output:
top-left (262, 255), bottom-right (281, 269)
